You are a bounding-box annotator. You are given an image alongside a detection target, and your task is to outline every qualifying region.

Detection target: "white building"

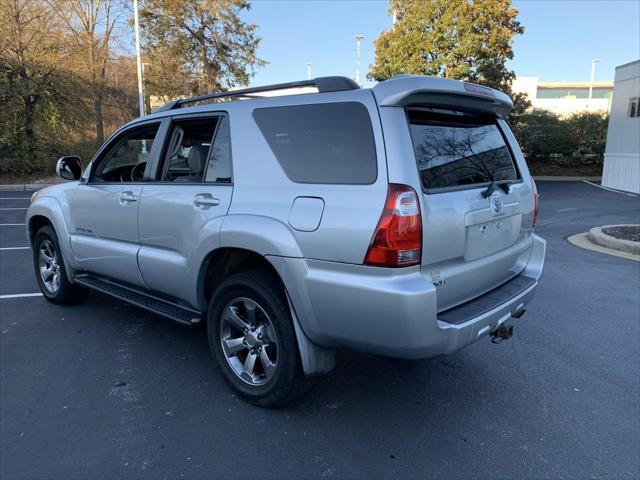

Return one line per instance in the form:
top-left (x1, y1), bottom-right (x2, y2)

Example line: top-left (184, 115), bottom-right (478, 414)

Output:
top-left (512, 77), bottom-right (613, 116)
top-left (602, 60), bottom-right (640, 194)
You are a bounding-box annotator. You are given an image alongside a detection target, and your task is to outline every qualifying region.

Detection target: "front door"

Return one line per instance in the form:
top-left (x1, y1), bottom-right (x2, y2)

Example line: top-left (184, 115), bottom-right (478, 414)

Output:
top-left (137, 114), bottom-right (233, 303)
top-left (70, 123), bottom-right (162, 286)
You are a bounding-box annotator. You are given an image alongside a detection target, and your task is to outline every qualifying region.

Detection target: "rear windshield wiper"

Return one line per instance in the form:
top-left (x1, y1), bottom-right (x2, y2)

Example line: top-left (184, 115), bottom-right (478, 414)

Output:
top-left (481, 180), bottom-right (511, 198)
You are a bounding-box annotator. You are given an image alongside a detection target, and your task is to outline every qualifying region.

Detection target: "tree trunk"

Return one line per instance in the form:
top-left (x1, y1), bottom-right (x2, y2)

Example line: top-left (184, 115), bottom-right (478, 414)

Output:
top-left (94, 88), bottom-right (104, 148)
top-left (199, 34), bottom-right (210, 93)
top-left (22, 94), bottom-right (37, 172)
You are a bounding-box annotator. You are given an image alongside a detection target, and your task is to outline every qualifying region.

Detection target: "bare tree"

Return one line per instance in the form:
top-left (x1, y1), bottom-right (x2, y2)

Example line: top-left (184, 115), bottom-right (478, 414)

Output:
top-left (53, 0), bottom-right (122, 147)
top-left (0, 0), bottom-right (70, 168)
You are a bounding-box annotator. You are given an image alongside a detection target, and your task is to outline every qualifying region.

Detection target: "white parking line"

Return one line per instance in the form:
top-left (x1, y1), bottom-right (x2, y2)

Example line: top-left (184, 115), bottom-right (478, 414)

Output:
top-left (0, 293), bottom-right (43, 299)
top-left (583, 181), bottom-right (638, 197)
top-left (0, 223), bottom-right (25, 226)
top-left (0, 247), bottom-right (30, 250)
top-left (0, 197), bottom-right (31, 200)
top-left (0, 208), bottom-right (28, 210)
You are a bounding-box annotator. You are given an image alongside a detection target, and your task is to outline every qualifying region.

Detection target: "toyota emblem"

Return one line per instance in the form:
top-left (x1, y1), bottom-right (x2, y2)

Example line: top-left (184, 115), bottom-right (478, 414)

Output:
top-left (491, 196), bottom-right (504, 214)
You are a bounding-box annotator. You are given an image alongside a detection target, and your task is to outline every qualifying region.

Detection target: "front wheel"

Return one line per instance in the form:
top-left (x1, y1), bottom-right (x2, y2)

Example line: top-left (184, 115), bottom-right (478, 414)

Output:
top-left (33, 225), bottom-right (88, 304)
top-left (207, 269), bottom-right (312, 407)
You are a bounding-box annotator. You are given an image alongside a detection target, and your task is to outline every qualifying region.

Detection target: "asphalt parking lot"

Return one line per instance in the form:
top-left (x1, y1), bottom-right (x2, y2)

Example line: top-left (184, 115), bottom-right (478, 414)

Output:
top-left (1, 181), bottom-right (639, 479)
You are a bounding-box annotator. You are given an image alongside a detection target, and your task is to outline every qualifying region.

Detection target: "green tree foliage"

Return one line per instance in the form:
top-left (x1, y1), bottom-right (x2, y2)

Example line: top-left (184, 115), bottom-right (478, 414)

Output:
top-left (140, 0), bottom-right (266, 98)
top-left (369, 0), bottom-right (529, 114)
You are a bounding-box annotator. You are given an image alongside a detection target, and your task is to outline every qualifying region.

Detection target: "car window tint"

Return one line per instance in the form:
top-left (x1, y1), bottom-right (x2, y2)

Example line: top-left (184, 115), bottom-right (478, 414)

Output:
top-left (253, 102), bottom-right (377, 184)
top-left (204, 116), bottom-right (232, 183)
top-left (408, 108), bottom-right (519, 191)
top-left (93, 125), bottom-right (159, 183)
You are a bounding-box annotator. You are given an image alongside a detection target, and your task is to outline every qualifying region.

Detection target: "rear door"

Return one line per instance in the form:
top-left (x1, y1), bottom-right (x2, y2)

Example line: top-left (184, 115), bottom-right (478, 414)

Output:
top-left (70, 122), bottom-right (162, 286)
top-left (136, 113), bottom-right (233, 301)
top-left (406, 108), bottom-right (534, 310)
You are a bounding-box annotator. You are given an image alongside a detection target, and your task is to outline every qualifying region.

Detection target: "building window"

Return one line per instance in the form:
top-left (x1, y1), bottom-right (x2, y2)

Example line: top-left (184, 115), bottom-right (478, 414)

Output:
top-left (629, 98), bottom-right (639, 118)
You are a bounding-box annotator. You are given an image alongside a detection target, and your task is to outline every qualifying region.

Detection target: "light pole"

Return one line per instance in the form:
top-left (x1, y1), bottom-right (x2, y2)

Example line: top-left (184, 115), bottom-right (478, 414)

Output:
top-left (355, 35), bottom-right (364, 85)
top-left (306, 63), bottom-right (312, 80)
top-left (588, 58), bottom-right (601, 109)
top-left (133, 0), bottom-right (145, 117)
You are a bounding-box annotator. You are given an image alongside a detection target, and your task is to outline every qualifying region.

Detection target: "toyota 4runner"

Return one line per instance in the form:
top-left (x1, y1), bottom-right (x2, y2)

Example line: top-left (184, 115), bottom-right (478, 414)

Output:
top-left (27, 75), bottom-right (546, 406)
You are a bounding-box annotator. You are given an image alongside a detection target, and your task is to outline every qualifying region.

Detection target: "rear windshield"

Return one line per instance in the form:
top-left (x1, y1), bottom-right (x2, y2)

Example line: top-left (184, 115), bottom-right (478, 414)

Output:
top-left (407, 108), bottom-right (519, 192)
top-left (253, 102), bottom-right (377, 184)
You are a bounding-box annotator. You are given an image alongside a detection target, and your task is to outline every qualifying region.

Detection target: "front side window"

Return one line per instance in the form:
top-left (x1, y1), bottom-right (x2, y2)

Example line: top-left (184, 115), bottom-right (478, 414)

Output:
top-left (93, 125), bottom-right (159, 183)
top-left (253, 102), bottom-right (377, 184)
top-left (408, 108), bottom-right (519, 192)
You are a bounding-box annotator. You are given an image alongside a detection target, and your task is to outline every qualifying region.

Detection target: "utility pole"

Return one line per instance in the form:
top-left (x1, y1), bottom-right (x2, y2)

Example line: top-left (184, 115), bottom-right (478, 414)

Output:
top-left (588, 58), bottom-right (601, 109)
top-left (306, 63), bottom-right (312, 80)
top-left (355, 35), bottom-right (364, 85)
top-left (133, 0), bottom-right (145, 117)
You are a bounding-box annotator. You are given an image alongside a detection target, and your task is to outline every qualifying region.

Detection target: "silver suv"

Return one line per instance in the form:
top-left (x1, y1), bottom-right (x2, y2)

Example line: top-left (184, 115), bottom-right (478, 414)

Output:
top-left (27, 75), bottom-right (546, 406)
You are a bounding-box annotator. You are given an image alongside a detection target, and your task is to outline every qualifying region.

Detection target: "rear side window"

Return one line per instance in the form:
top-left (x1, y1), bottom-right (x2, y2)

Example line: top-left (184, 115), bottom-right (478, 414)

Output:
top-left (408, 108), bottom-right (519, 192)
top-left (253, 102), bottom-right (377, 184)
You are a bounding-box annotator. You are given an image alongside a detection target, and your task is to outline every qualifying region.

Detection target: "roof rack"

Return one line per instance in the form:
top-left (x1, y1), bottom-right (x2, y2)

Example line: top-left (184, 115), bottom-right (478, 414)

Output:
top-left (154, 76), bottom-right (359, 113)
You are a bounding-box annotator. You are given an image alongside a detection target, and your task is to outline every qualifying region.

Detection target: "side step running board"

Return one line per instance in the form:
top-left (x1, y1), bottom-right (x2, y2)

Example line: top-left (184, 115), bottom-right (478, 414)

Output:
top-left (73, 274), bottom-right (203, 325)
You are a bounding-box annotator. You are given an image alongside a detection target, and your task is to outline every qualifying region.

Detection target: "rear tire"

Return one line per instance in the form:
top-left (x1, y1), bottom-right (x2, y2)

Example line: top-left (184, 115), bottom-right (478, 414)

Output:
top-left (207, 269), bottom-right (312, 407)
top-left (33, 225), bottom-right (88, 305)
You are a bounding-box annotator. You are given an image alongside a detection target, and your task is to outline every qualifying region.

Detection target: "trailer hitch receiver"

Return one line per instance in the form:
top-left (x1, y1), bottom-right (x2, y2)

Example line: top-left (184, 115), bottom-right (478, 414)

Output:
top-left (490, 323), bottom-right (514, 344)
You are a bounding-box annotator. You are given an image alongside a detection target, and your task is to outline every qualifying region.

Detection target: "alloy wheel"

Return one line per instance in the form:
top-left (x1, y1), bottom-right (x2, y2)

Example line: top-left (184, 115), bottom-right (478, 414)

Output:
top-left (38, 239), bottom-right (60, 294)
top-left (219, 297), bottom-right (278, 386)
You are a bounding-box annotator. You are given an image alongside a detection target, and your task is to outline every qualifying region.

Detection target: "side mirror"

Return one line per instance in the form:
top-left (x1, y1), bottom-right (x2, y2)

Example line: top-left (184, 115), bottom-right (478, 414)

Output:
top-left (56, 156), bottom-right (83, 181)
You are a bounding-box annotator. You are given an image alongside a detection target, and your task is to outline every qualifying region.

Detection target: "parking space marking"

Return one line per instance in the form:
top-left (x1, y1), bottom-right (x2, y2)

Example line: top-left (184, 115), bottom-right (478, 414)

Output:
top-left (0, 223), bottom-right (25, 226)
top-left (0, 247), bottom-right (30, 250)
top-left (0, 208), bottom-right (28, 210)
top-left (583, 181), bottom-right (638, 197)
top-left (0, 198), bottom-right (31, 200)
top-left (0, 293), bottom-right (42, 299)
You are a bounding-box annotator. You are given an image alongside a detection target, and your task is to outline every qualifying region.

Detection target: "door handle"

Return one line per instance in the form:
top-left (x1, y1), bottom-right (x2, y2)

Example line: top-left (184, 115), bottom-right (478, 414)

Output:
top-left (119, 191), bottom-right (138, 203)
top-left (193, 193), bottom-right (220, 208)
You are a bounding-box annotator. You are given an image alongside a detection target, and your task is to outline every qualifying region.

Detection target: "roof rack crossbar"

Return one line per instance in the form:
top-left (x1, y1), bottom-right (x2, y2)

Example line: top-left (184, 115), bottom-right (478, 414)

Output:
top-left (155, 76), bottom-right (359, 112)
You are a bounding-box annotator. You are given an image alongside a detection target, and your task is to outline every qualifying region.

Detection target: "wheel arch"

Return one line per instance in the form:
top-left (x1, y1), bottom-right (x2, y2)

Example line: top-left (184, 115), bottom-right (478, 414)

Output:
top-left (197, 247), bottom-right (284, 307)
top-left (28, 215), bottom-right (54, 245)
top-left (197, 246), bottom-right (335, 377)
top-left (27, 196), bottom-right (79, 273)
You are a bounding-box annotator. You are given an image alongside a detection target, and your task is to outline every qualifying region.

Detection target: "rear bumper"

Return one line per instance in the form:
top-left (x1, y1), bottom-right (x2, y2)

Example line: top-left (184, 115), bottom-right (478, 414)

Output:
top-left (269, 233), bottom-right (546, 359)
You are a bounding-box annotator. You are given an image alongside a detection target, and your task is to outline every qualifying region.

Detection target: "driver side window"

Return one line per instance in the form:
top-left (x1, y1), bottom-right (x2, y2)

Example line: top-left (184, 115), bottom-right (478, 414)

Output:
top-left (92, 125), bottom-right (159, 183)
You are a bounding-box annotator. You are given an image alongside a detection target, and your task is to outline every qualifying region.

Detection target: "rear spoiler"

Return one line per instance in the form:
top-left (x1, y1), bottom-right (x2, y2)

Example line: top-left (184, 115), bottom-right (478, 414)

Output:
top-left (372, 75), bottom-right (513, 118)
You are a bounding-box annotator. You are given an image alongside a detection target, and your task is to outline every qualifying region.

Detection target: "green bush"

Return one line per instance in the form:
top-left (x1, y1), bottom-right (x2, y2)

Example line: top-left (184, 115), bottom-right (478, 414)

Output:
top-left (510, 109), bottom-right (609, 168)
top-left (564, 111), bottom-right (609, 161)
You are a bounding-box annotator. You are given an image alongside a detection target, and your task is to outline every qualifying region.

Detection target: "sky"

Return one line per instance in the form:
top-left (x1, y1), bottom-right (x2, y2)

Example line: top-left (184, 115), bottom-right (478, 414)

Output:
top-left (242, 0), bottom-right (640, 87)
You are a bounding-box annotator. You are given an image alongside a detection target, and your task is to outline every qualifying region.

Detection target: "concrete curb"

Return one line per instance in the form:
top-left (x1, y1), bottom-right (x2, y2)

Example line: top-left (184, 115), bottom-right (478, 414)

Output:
top-left (0, 184), bottom-right (53, 191)
top-left (568, 233), bottom-right (640, 262)
top-left (532, 176), bottom-right (602, 182)
top-left (588, 225), bottom-right (640, 256)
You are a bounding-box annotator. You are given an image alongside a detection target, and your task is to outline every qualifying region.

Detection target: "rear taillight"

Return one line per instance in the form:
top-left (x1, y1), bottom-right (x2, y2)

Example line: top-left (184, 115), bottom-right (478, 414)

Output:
top-left (364, 184), bottom-right (422, 267)
top-left (532, 178), bottom-right (539, 228)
